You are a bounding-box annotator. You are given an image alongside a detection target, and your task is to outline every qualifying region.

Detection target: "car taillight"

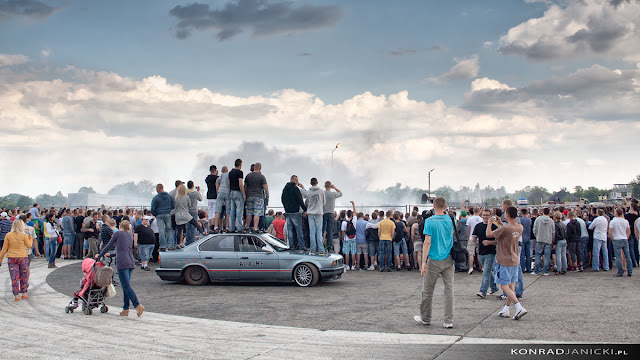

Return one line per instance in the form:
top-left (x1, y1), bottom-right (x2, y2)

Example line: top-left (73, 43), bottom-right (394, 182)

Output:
top-left (158, 255), bottom-right (161, 265)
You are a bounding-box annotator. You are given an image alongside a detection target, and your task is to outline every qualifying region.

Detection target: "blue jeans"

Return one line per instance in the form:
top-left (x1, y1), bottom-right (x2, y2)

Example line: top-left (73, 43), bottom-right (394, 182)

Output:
top-left (592, 238), bottom-right (609, 271)
top-left (478, 254), bottom-right (497, 294)
top-left (156, 214), bottom-right (174, 250)
top-left (613, 239), bottom-right (632, 275)
top-left (308, 214), bottom-right (324, 252)
top-left (117, 268), bottom-right (140, 310)
top-left (322, 213), bottom-right (335, 251)
top-left (521, 238), bottom-right (531, 272)
top-left (46, 237), bottom-right (58, 264)
top-left (534, 242), bottom-right (552, 274)
top-left (580, 236), bottom-right (589, 266)
top-left (139, 244), bottom-right (154, 262)
top-left (229, 191), bottom-right (244, 231)
top-left (555, 240), bottom-right (567, 273)
top-left (629, 236), bottom-right (639, 267)
top-left (378, 240), bottom-right (392, 269)
top-left (186, 210), bottom-right (198, 245)
top-left (368, 241), bottom-right (378, 258)
top-left (393, 239), bottom-right (408, 255)
top-left (286, 212), bottom-right (304, 250)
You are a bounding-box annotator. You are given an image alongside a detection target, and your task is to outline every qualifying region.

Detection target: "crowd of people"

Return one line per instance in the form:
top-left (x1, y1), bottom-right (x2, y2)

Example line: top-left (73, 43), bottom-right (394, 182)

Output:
top-left (2, 160), bottom-right (639, 326)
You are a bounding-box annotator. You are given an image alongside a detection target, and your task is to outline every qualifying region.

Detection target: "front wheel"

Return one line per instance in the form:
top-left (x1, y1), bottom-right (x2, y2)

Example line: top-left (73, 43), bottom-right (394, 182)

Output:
top-left (184, 266), bottom-right (209, 286)
top-left (100, 305), bottom-right (108, 313)
top-left (293, 263), bottom-right (319, 287)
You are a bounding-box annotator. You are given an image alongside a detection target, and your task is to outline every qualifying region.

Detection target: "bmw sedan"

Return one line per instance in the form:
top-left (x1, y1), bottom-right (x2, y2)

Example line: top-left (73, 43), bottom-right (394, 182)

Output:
top-left (156, 233), bottom-right (346, 287)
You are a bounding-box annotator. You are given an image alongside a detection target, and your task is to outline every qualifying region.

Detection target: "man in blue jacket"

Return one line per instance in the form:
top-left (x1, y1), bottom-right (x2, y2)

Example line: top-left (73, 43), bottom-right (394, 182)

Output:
top-left (151, 184), bottom-right (175, 252)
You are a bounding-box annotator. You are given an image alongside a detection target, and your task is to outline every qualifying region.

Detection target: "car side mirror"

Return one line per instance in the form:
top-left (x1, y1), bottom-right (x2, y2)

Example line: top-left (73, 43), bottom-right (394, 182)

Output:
top-left (262, 246), bottom-right (274, 253)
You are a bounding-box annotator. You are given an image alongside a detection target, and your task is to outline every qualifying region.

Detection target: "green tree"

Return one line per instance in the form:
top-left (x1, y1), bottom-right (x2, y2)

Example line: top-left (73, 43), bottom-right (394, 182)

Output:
top-left (78, 186), bottom-right (97, 194)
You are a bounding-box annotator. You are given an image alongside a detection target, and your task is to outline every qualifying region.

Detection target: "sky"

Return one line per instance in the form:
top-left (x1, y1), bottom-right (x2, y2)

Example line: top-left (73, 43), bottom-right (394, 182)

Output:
top-left (1, 0), bottom-right (640, 201)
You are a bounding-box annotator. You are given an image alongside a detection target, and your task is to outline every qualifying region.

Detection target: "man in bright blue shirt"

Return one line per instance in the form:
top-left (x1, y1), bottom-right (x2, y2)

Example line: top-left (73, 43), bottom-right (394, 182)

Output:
top-left (414, 197), bottom-right (455, 328)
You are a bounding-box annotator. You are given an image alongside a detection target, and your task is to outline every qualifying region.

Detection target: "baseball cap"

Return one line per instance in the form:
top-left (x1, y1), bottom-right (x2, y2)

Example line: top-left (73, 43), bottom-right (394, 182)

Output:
top-left (209, 165), bottom-right (217, 171)
top-left (0, 212), bottom-right (7, 218)
top-left (460, 210), bottom-right (468, 217)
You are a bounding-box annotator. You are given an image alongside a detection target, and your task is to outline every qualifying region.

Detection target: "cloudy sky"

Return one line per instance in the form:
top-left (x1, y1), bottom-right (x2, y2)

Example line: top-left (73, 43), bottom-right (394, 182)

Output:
top-left (1, 0), bottom-right (639, 201)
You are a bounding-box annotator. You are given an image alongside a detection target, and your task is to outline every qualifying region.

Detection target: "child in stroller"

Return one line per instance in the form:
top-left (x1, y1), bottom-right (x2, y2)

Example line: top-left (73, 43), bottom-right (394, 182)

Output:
top-left (65, 258), bottom-right (114, 315)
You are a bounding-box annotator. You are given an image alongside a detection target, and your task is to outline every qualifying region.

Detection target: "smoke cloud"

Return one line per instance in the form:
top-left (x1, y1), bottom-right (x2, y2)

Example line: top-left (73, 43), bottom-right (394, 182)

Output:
top-left (190, 141), bottom-right (424, 210)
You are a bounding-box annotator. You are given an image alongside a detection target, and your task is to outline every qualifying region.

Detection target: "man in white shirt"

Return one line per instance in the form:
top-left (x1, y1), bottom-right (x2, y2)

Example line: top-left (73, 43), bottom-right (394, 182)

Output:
top-left (466, 207), bottom-right (482, 274)
top-left (589, 209), bottom-right (610, 271)
top-left (609, 208), bottom-right (632, 277)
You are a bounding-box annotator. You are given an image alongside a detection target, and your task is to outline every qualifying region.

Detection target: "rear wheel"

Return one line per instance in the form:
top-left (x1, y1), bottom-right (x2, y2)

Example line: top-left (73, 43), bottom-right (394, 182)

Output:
top-left (83, 307), bottom-right (92, 315)
top-left (100, 305), bottom-right (108, 313)
top-left (184, 266), bottom-right (209, 286)
top-left (293, 263), bottom-right (319, 287)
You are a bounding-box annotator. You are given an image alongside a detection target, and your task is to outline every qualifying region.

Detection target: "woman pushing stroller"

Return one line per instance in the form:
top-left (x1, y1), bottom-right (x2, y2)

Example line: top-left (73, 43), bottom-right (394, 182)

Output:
top-left (97, 220), bottom-right (144, 317)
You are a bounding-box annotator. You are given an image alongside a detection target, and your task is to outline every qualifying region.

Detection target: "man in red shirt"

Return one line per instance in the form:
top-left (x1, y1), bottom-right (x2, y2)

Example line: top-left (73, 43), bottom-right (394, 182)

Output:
top-left (272, 212), bottom-right (286, 241)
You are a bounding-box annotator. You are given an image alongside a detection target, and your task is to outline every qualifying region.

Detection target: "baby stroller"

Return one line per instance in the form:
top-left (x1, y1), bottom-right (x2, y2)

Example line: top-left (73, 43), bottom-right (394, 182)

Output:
top-left (65, 258), bottom-right (114, 315)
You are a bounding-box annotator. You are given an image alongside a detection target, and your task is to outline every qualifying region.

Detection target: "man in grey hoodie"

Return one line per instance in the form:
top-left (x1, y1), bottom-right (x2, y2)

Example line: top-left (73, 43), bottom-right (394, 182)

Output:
top-left (305, 178), bottom-right (326, 253)
top-left (532, 207), bottom-right (555, 275)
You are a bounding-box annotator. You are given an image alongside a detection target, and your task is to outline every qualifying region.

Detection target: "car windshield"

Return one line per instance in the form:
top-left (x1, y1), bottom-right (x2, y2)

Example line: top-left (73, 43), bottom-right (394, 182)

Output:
top-left (260, 234), bottom-right (290, 251)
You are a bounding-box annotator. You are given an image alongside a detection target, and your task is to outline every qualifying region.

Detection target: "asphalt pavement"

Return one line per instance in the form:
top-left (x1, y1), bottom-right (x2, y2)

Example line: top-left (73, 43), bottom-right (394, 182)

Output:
top-left (46, 258), bottom-right (640, 343)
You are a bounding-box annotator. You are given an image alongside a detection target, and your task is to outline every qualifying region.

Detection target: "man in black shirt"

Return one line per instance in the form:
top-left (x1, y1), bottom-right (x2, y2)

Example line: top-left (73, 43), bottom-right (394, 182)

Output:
top-left (135, 216), bottom-right (156, 270)
top-left (205, 165), bottom-right (219, 231)
top-left (473, 209), bottom-right (498, 298)
top-left (624, 203), bottom-right (639, 267)
top-left (228, 159), bottom-right (246, 232)
top-left (73, 209), bottom-right (85, 259)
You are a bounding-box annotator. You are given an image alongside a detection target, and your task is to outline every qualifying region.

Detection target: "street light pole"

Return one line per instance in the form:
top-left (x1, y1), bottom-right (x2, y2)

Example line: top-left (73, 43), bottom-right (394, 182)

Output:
top-left (331, 143), bottom-right (341, 178)
top-left (428, 168), bottom-right (435, 203)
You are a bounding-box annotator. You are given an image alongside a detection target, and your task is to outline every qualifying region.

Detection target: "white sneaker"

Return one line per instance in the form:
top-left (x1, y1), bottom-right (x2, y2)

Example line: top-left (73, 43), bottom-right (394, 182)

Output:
top-left (468, 268), bottom-right (474, 275)
top-left (351, 265), bottom-right (356, 271)
top-left (367, 265), bottom-right (375, 271)
top-left (498, 309), bottom-right (511, 318)
top-left (443, 322), bottom-right (453, 328)
top-left (513, 308), bottom-right (528, 320)
top-left (413, 315), bottom-right (430, 325)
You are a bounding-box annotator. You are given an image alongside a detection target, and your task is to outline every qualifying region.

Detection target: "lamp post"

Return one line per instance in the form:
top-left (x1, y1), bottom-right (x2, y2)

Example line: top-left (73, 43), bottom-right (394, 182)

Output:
top-left (331, 143), bottom-right (341, 178)
top-left (428, 168), bottom-right (435, 203)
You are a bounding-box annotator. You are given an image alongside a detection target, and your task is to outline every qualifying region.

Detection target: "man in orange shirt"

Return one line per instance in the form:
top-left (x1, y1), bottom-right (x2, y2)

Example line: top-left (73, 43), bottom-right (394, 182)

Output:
top-left (378, 210), bottom-right (395, 272)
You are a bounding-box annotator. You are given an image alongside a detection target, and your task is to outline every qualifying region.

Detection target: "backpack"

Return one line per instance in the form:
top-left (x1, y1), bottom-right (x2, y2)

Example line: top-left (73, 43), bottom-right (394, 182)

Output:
top-left (393, 221), bottom-right (404, 242)
top-left (345, 219), bottom-right (356, 239)
top-left (449, 216), bottom-right (468, 263)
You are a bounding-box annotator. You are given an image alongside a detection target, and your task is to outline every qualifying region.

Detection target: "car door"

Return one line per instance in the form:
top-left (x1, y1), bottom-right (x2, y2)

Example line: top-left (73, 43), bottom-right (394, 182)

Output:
top-left (237, 235), bottom-right (280, 280)
top-left (198, 235), bottom-right (239, 280)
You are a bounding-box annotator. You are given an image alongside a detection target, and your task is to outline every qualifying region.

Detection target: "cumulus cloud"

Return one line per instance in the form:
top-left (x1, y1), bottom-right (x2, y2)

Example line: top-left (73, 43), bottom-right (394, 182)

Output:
top-left (428, 54), bottom-right (479, 84)
top-left (498, 0), bottom-right (640, 62)
top-left (1, 60), bottom-right (638, 198)
top-left (0, 53), bottom-right (29, 66)
top-left (169, 0), bottom-right (343, 41)
top-left (0, 0), bottom-right (58, 21)
top-left (464, 64), bottom-right (640, 120)
top-left (470, 77), bottom-right (515, 92)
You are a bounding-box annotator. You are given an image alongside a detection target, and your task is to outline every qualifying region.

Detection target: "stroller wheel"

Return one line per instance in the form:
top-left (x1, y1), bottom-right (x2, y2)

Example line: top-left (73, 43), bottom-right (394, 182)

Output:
top-left (83, 307), bottom-right (92, 315)
top-left (81, 303), bottom-right (87, 311)
top-left (65, 306), bottom-right (70, 314)
top-left (100, 305), bottom-right (108, 313)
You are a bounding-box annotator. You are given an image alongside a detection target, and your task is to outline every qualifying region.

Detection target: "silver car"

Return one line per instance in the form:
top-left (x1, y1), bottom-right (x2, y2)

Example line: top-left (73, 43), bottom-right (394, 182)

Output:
top-left (155, 233), bottom-right (346, 287)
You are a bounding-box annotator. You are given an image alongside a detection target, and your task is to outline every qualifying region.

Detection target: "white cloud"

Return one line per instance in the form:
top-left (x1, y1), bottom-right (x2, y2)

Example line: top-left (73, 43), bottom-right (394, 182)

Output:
top-left (41, 48), bottom-right (50, 57)
top-left (0, 53), bottom-right (29, 66)
top-left (470, 77), bottom-right (515, 92)
top-left (499, 0), bottom-right (640, 62)
top-left (464, 64), bottom-right (640, 120)
top-left (428, 54), bottom-right (479, 84)
top-left (0, 61), bottom-right (638, 198)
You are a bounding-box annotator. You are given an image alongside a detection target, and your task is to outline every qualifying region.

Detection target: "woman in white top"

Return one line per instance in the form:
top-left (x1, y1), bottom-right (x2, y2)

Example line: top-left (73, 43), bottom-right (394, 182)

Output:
top-left (45, 213), bottom-right (60, 268)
